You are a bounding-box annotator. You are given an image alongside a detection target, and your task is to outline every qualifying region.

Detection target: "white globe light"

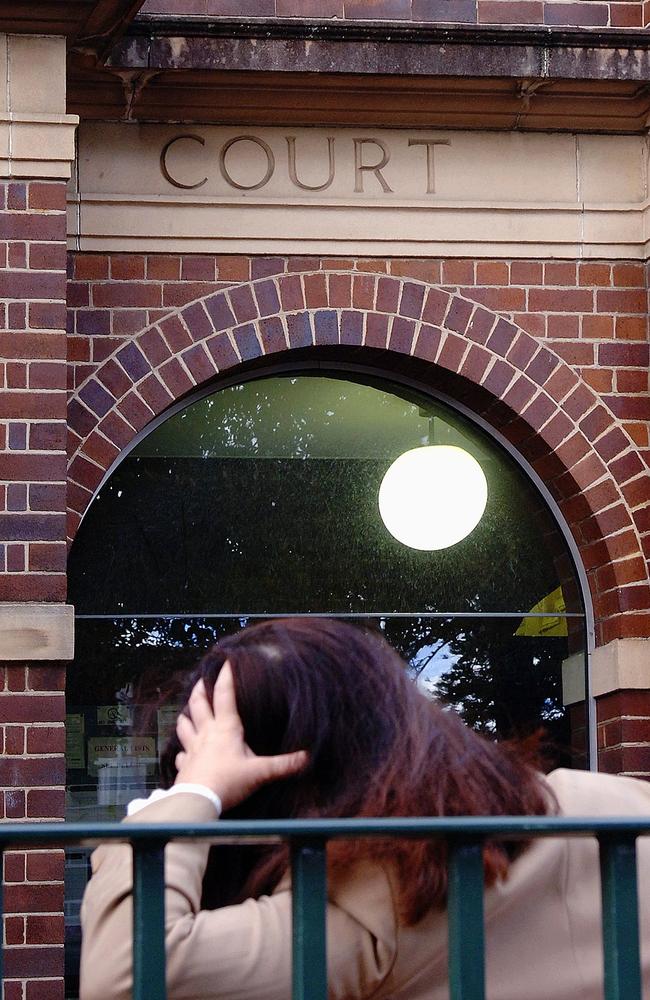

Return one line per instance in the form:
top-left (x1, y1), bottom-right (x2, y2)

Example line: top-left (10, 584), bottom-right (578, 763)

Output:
top-left (378, 445), bottom-right (488, 551)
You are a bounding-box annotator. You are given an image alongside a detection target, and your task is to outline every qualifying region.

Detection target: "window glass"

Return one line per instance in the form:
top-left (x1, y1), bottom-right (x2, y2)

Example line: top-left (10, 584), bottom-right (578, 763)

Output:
top-left (67, 615), bottom-right (586, 830)
top-left (69, 377), bottom-right (582, 616)
top-left (64, 374), bottom-right (588, 998)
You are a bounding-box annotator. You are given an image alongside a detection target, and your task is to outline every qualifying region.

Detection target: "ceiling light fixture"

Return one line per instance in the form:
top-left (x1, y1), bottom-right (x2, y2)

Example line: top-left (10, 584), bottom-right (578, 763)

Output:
top-left (378, 445), bottom-right (488, 551)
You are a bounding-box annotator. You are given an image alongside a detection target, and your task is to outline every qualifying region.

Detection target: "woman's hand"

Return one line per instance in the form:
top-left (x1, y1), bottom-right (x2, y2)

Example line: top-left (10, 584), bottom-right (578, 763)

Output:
top-left (174, 661), bottom-right (308, 813)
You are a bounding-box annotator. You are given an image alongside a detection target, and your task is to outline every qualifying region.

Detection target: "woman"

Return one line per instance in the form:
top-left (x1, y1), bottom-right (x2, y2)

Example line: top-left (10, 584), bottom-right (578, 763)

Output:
top-left (80, 618), bottom-right (650, 999)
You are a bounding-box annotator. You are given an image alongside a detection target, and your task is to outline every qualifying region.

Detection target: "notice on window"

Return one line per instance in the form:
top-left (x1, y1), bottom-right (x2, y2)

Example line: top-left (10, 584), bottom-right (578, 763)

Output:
top-left (87, 736), bottom-right (156, 777)
top-left (97, 704), bottom-right (134, 727)
top-left (66, 714), bottom-right (85, 769)
top-left (157, 705), bottom-right (181, 754)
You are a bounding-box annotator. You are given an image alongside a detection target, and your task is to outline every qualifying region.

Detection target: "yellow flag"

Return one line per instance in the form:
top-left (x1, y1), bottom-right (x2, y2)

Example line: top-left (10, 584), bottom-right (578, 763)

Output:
top-left (515, 586), bottom-right (567, 637)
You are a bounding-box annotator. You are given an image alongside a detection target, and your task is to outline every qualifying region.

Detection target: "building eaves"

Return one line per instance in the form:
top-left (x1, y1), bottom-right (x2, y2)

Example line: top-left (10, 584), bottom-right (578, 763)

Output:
top-left (117, 18), bottom-right (650, 82)
top-left (68, 17), bottom-right (650, 131)
top-left (0, 0), bottom-right (144, 58)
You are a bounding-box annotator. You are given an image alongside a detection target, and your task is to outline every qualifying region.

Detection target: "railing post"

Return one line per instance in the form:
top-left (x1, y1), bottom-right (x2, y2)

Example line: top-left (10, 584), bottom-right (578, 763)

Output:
top-left (291, 838), bottom-right (327, 1000)
top-left (599, 835), bottom-right (642, 1000)
top-left (132, 839), bottom-right (167, 1000)
top-left (447, 839), bottom-right (485, 1000)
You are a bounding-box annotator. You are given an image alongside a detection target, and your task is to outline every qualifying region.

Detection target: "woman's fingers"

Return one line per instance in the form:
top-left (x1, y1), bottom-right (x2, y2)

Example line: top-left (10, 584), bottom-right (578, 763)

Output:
top-left (187, 678), bottom-right (214, 728)
top-left (252, 749), bottom-right (309, 787)
top-left (176, 665), bottom-right (240, 756)
top-left (176, 711), bottom-right (197, 750)
top-left (212, 662), bottom-right (244, 733)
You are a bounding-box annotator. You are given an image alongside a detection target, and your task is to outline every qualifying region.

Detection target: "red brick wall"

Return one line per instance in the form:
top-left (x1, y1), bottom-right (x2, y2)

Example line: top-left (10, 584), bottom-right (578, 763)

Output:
top-left (139, 0), bottom-right (645, 28)
top-left (598, 689), bottom-right (650, 775)
top-left (0, 181), bottom-right (68, 604)
top-left (67, 256), bottom-right (649, 455)
top-left (66, 252), bottom-right (649, 454)
top-left (1, 663), bottom-right (66, 1000)
top-left (0, 178), bottom-right (69, 998)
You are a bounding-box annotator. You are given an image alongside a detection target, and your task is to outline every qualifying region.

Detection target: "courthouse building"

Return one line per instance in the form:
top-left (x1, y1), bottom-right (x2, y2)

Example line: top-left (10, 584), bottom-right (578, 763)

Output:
top-left (1, 0), bottom-right (650, 995)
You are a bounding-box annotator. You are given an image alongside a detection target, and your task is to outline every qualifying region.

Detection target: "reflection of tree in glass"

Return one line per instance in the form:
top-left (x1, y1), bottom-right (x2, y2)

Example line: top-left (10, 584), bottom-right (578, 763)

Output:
top-left (381, 617), bottom-right (574, 767)
top-left (145, 379), bottom-right (432, 462)
top-left (212, 384), bottom-right (317, 459)
top-left (67, 618), bottom-right (227, 707)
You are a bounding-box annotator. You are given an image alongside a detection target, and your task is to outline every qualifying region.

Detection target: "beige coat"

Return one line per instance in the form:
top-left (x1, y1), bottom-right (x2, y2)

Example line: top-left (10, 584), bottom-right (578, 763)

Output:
top-left (80, 768), bottom-right (650, 1000)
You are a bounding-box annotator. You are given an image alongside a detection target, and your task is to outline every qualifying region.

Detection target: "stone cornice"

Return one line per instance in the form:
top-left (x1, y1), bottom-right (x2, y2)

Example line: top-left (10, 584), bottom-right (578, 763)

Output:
top-left (75, 17), bottom-right (650, 128)
top-left (0, 112), bottom-right (78, 179)
top-left (66, 193), bottom-right (650, 259)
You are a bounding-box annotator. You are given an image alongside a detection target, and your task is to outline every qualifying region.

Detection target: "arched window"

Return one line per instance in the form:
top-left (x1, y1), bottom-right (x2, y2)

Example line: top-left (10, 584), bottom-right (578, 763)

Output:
top-left (64, 371), bottom-right (589, 992)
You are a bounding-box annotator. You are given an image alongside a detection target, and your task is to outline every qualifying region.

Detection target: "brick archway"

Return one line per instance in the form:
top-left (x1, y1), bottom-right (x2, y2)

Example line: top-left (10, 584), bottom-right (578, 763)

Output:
top-left (66, 270), bottom-right (650, 644)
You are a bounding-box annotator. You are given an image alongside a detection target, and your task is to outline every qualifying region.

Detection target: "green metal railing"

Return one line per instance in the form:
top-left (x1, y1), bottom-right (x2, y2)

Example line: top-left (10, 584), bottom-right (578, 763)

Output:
top-left (0, 816), bottom-right (648, 1000)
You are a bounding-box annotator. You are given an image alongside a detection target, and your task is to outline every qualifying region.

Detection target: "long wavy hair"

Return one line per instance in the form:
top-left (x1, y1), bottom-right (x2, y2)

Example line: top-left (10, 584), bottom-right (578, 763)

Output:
top-left (159, 617), bottom-right (552, 924)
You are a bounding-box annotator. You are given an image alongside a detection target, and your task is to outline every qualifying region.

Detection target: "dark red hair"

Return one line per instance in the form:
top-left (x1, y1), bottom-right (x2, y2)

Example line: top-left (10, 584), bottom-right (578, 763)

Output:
top-left (160, 617), bottom-right (551, 924)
